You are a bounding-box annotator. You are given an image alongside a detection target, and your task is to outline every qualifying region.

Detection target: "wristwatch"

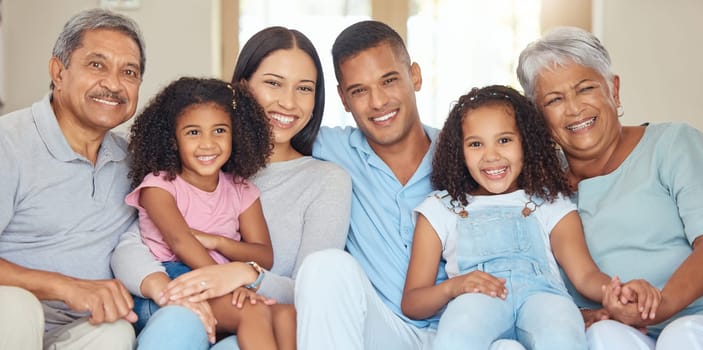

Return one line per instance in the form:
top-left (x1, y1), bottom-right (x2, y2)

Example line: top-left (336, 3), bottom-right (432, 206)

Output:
top-left (244, 261), bottom-right (265, 290)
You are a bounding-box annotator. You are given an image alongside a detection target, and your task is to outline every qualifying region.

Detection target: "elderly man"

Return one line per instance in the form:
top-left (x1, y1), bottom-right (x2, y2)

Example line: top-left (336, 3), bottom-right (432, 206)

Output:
top-left (0, 8), bottom-right (213, 349)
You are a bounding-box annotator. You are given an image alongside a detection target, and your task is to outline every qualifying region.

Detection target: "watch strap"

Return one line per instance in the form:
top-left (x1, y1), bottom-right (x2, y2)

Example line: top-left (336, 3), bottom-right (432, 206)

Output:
top-left (244, 261), bottom-right (265, 290)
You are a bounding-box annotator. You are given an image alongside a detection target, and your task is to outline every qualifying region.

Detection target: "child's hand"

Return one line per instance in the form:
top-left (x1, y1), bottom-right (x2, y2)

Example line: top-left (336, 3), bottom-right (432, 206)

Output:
top-left (190, 228), bottom-right (220, 250)
top-left (601, 277), bottom-right (649, 327)
top-left (160, 263), bottom-right (245, 303)
top-left (449, 270), bottom-right (507, 299)
top-left (231, 287), bottom-right (277, 309)
top-left (620, 278), bottom-right (661, 320)
top-left (580, 307), bottom-right (610, 329)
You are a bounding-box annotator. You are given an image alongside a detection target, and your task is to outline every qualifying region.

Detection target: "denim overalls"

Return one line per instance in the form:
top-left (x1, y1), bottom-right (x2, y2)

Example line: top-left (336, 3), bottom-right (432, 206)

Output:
top-left (433, 192), bottom-right (587, 350)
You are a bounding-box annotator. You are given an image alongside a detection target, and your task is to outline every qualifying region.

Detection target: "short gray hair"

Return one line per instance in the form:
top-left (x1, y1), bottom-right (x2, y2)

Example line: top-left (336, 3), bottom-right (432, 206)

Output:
top-left (50, 8), bottom-right (145, 89)
top-left (517, 26), bottom-right (613, 103)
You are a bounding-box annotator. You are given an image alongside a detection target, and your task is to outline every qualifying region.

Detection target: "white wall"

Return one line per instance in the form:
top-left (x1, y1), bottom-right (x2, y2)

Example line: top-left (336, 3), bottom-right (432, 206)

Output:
top-left (0, 0), bottom-right (219, 131)
top-left (2, 1), bottom-right (702, 131)
top-left (0, 1), bottom-right (5, 115)
top-left (594, 0), bottom-right (703, 130)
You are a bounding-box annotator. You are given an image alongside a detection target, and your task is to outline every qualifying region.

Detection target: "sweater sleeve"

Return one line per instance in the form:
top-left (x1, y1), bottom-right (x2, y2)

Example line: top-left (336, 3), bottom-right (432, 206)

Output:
top-left (256, 164), bottom-right (352, 303)
top-left (110, 220), bottom-right (166, 297)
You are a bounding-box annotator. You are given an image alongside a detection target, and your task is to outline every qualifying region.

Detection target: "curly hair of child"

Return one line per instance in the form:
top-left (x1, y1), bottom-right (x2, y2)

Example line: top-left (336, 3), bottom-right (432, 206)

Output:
top-left (127, 77), bottom-right (272, 189)
top-left (431, 84), bottom-right (572, 206)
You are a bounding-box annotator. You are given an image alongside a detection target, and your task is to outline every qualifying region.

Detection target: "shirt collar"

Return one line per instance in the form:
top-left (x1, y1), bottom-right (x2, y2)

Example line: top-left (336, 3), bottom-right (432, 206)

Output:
top-left (348, 123), bottom-right (439, 156)
top-left (349, 123), bottom-right (438, 186)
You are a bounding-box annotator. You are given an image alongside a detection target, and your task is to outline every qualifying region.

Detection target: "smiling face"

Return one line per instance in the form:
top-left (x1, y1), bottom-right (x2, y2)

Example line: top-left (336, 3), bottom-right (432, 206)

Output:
top-left (175, 103), bottom-right (232, 192)
top-left (246, 48), bottom-right (317, 154)
top-left (336, 42), bottom-right (423, 149)
top-left (534, 62), bottom-right (621, 162)
top-left (50, 28), bottom-right (142, 136)
top-left (462, 103), bottom-right (524, 195)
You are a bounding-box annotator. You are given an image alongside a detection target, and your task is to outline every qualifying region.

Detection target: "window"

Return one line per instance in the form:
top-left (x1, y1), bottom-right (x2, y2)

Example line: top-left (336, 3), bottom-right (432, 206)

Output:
top-left (408, 0), bottom-right (541, 127)
top-left (237, 0), bottom-right (541, 128)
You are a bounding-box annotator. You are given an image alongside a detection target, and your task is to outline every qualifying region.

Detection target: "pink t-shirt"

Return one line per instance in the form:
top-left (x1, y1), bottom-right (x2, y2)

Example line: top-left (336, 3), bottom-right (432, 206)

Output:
top-left (125, 171), bottom-right (260, 264)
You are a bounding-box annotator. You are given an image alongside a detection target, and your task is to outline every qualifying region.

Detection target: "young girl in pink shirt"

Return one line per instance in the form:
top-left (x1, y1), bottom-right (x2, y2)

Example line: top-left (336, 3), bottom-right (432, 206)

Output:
top-left (127, 77), bottom-right (292, 349)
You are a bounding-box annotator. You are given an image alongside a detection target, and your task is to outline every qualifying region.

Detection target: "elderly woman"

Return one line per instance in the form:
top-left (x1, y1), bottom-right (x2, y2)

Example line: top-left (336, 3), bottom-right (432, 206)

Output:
top-left (516, 26), bottom-right (703, 349)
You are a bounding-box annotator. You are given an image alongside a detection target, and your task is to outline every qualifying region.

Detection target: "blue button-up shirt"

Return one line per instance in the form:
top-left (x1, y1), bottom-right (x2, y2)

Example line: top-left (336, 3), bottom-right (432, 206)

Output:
top-left (313, 125), bottom-right (447, 329)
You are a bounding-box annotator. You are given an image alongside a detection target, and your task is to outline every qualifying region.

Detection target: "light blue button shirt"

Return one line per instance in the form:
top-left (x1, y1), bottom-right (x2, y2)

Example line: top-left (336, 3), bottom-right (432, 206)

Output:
top-left (313, 125), bottom-right (447, 329)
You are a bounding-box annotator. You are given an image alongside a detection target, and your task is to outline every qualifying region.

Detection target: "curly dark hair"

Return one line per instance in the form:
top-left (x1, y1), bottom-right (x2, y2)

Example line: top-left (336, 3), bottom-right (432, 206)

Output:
top-left (431, 85), bottom-right (571, 206)
top-left (128, 77), bottom-right (272, 189)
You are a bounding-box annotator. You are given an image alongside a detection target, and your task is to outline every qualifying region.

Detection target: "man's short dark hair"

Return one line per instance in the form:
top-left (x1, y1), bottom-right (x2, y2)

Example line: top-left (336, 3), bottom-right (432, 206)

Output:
top-left (331, 20), bottom-right (410, 83)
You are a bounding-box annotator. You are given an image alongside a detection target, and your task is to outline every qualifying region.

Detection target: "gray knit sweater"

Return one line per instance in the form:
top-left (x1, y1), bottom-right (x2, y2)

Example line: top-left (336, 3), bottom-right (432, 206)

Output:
top-left (252, 156), bottom-right (351, 303)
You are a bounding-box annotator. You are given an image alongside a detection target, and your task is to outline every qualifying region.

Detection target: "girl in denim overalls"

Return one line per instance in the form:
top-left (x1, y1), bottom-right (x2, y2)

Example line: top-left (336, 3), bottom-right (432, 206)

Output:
top-left (401, 86), bottom-right (661, 350)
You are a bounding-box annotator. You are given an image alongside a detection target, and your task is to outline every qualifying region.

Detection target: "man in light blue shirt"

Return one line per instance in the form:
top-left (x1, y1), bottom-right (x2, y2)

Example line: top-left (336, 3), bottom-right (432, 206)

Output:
top-left (294, 20), bottom-right (525, 350)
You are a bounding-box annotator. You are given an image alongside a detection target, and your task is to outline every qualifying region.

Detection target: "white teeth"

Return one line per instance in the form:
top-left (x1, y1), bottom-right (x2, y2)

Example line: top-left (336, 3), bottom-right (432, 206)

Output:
top-left (485, 168), bottom-right (506, 175)
top-left (271, 113), bottom-right (294, 125)
top-left (93, 98), bottom-right (119, 106)
top-left (197, 155), bottom-right (216, 161)
top-left (567, 117), bottom-right (596, 131)
top-left (373, 111), bottom-right (396, 123)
